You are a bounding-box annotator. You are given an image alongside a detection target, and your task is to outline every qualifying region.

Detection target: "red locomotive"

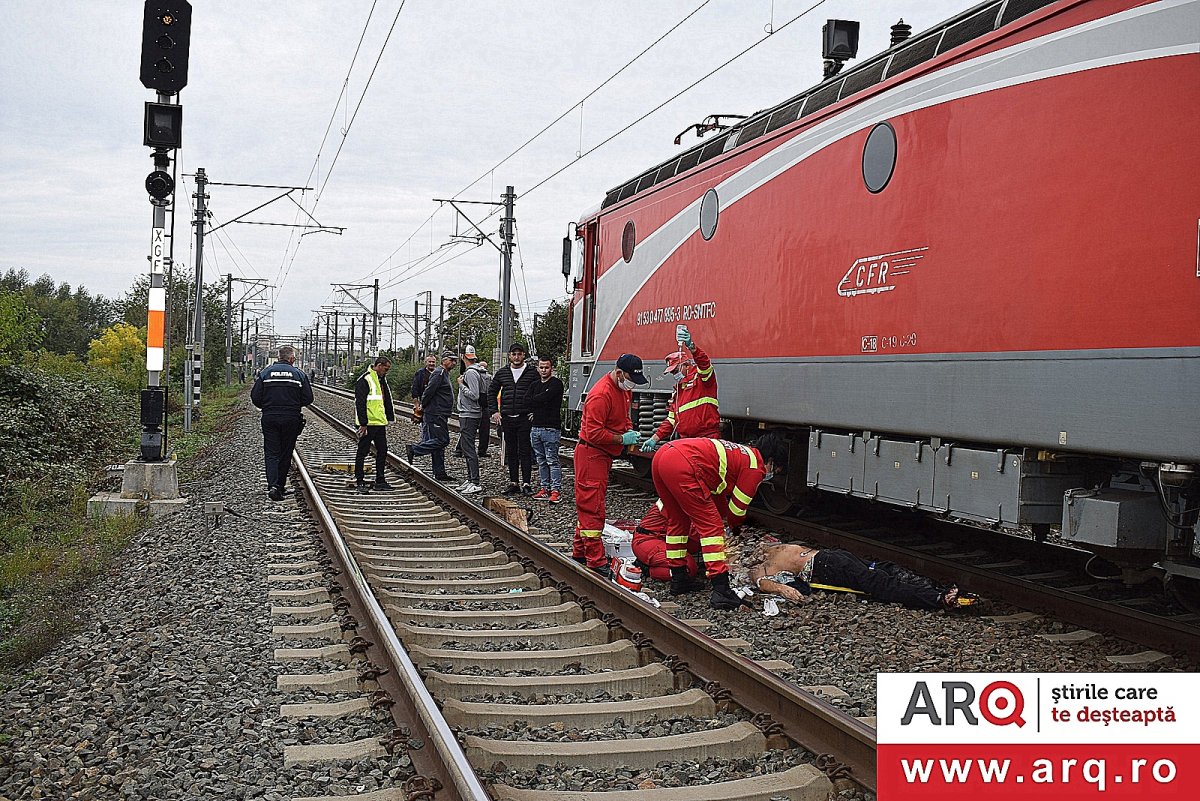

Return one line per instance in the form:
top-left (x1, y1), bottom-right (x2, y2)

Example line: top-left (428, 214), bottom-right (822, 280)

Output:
top-left (563, 0), bottom-right (1200, 600)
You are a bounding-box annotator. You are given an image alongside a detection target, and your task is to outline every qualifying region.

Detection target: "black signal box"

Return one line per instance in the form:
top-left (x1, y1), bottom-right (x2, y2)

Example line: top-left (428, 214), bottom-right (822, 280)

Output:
top-left (144, 102), bottom-right (183, 148)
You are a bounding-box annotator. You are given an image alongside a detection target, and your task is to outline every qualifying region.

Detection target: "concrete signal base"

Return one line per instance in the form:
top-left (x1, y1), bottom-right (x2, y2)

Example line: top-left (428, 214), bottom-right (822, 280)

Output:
top-left (87, 459), bottom-right (188, 519)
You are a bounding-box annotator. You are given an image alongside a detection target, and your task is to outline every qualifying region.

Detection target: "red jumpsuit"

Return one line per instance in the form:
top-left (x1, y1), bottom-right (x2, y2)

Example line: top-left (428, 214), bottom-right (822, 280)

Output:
top-left (651, 438), bottom-right (765, 577)
top-left (631, 500), bottom-right (700, 580)
top-left (655, 344), bottom-right (720, 440)
top-left (574, 372), bottom-right (632, 568)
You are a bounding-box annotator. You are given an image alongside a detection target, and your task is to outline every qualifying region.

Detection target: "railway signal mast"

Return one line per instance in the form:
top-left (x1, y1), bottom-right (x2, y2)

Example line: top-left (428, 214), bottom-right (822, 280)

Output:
top-left (89, 2), bottom-right (194, 518)
top-left (140, 1), bottom-right (191, 460)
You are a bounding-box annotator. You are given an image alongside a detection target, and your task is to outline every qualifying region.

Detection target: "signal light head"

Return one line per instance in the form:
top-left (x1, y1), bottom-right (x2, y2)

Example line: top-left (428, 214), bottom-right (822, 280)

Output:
top-left (140, 1), bottom-right (192, 94)
top-left (146, 170), bottom-right (174, 200)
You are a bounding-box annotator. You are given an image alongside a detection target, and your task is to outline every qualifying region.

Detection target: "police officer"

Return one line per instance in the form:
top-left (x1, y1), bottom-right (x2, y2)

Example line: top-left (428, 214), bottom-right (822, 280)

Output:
top-left (250, 345), bottom-right (314, 501)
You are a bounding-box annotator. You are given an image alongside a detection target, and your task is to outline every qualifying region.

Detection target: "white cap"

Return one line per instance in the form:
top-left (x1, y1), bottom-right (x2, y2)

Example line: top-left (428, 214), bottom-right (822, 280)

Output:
top-left (464, 345), bottom-right (476, 356)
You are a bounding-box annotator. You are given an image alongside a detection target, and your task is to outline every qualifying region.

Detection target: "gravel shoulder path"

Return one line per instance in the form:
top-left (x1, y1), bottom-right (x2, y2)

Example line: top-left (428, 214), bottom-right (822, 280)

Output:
top-left (0, 397), bottom-right (410, 801)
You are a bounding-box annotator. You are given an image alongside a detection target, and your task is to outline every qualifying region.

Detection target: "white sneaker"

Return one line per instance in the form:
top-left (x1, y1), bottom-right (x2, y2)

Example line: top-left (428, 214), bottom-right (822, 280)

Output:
top-left (461, 482), bottom-right (482, 494)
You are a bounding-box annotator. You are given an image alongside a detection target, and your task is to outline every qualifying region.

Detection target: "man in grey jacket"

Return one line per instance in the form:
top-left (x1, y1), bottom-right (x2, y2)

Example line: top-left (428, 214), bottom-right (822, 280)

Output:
top-left (454, 348), bottom-right (487, 493)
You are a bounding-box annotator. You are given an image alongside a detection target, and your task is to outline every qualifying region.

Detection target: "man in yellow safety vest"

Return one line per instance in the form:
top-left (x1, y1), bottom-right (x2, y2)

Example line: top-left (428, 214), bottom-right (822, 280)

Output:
top-left (354, 355), bottom-right (395, 493)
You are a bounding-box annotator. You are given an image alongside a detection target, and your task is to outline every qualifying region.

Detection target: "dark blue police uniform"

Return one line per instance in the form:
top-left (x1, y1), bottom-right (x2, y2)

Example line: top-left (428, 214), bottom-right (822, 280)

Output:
top-left (250, 360), bottom-right (314, 498)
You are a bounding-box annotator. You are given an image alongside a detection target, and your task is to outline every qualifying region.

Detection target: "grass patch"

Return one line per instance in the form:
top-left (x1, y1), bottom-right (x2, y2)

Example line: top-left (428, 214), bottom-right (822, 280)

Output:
top-left (0, 383), bottom-right (248, 676)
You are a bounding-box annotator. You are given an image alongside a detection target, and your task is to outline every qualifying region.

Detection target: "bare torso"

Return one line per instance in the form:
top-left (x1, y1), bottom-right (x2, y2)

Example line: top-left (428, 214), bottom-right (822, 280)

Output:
top-left (748, 543), bottom-right (820, 601)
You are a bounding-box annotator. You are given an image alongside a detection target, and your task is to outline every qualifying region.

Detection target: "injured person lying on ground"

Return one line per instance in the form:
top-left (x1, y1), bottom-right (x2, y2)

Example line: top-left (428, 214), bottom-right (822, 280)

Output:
top-left (741, 540), bottom-right (978, 610)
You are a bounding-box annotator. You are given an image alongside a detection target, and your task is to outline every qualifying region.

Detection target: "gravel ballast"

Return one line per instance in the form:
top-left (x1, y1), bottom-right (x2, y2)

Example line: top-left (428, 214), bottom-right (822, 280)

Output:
top-left (0, 397), bottom-right (415, 800)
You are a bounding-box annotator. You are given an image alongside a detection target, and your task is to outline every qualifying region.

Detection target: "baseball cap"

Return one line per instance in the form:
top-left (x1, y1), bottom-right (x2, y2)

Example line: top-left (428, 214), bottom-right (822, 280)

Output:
top-left (463, 350), bottom-right (478, 362)
top-left (615, 354), bottom-right (648, 385)
top-left (509, 342), bottom-right (528, 354)
top-left (440, 350), bottom-right (457, 361)
top-left (464, 345), bottom-right (476, 356)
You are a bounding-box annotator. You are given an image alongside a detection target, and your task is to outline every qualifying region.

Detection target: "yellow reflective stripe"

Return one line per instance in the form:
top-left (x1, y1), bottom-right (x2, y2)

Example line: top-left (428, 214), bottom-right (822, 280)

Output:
top-left (713, 441), bottom-right (728, 494)
top-left (666, 412), bottom-right (676, 423)
top-left (655, 499), bottom-right (664, 510)
top-left (696, 364), bottom-right (714, 380)
top-left (677, 396), bottom-right (719, 414)
top-left (699, 535), bottom-right (724, 547)
top-left (727, 500), bottom-right (747, 518)
top-left (748, 449), bottom-right (758, 470)
top-left (665, 535), bottom-right (689, 544)
top-left (810, 582), bottom-right (867, 595)
top-left (732, 487), bottom-right (753, 506)
top-left (702, 551), bottom-right (726, 562)
top-left (665, 549), bottom-right (688, 559)
top-left (579, 529), bottom-right (603, 538)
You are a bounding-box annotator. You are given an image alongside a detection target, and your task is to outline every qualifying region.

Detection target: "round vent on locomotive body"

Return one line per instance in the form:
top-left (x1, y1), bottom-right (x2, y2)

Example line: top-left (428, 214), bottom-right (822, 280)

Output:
top-left (862, 121), bottom-right (897, 193)
top-left (699, 188), bottom-right (720, 240)
top-left (621, 219), bottom-right (636, 263)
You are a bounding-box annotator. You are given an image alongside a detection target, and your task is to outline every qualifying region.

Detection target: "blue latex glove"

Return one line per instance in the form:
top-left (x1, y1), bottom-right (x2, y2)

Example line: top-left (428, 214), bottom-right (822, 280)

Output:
top-left (639, 436), bottom-right (660, 453)
top-left (620, 430), bottom-right (641, 446)
top-left (676, 324), bottom-right (694, 349)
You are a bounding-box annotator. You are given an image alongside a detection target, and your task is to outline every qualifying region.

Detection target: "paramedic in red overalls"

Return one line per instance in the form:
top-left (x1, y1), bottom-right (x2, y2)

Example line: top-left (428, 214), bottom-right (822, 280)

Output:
top-left (574, 353), bottom-right (647, 578)
top-left (652, 433), bottom-right (788, 609)
top-left (640, 325), bottom-right (720, 453)
top-left (631, 499), bottom-right (701, 590)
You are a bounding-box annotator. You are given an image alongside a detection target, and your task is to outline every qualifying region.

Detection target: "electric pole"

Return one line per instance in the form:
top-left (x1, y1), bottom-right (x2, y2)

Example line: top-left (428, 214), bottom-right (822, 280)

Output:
top-left (184, 166), bottom-right (207, 432)
top-left (371, 278), bottom-right (379, 352)
top-left (500, 185), bottom-right (515, 355)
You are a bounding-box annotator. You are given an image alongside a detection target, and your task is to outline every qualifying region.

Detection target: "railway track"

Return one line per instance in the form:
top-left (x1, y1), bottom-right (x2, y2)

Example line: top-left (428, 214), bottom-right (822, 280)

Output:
top-left (312, 382), bottom-right (1200, 663)
top-left (291, 395), bottom-right (876, 799)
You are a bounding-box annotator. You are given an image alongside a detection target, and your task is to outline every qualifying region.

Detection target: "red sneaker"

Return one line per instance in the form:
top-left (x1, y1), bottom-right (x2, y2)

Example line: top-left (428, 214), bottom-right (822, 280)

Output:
top-left (548, 490), bottom-right (561, 504)
top-left (533, 488), bottom-right (549, 501)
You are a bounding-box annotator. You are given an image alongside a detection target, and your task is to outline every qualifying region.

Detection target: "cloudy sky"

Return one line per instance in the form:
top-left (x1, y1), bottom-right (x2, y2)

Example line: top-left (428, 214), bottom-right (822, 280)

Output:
top-left (1, 0), bottom-right (966, 341)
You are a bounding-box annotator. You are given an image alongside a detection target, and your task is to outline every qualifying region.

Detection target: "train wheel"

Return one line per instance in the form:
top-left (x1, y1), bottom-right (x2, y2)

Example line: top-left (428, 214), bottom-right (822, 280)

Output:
top-left (757, 481), bottom-right (794, 516)
top-left (631, 456), bottom-right (653, 479)
top-left (1165, 574), bottom-right (1200, 615)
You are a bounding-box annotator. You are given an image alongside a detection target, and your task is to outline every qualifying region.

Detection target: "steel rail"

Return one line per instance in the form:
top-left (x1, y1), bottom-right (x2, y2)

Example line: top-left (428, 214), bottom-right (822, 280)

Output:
top-left (316, 383), bottom-right (1198, 658)
top-left (308, 398), bottom-right (878, 793)
top-left (293, 445), bottom-right (491, 801)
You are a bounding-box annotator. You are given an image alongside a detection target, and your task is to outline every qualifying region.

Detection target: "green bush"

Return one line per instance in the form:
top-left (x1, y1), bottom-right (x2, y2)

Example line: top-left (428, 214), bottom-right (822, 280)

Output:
top-left (0, 363), bottom-right (137, 513)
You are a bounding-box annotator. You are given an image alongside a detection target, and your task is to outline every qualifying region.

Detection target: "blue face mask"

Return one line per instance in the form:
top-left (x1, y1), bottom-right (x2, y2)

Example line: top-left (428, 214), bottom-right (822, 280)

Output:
top-left (763, 470), bottom-right (774, 482)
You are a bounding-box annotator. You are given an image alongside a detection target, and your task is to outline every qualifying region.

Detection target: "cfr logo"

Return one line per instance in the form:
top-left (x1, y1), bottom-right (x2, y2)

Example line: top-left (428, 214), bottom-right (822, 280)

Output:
top-left (902, 680), bottom-right (1026, 727)
top-left (837, 246), bottom-right (928, 298)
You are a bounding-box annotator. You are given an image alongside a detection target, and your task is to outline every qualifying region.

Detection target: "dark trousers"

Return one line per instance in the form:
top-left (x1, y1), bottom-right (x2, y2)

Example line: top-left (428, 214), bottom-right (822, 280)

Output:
top-left (501, 419), bottom-right (533, 484)
top-left (412, 414), bottom-right (450, 477)
top-left (262, 415), bottom-right (304, 489)
top-left (354, 425), bottom-right (388, 483)
top-left (812, 549), bottom-right (945, 610)
top-left (457, 415), bottom-right (482, 484)
top-left (478, 418), bottom-right (491, 456)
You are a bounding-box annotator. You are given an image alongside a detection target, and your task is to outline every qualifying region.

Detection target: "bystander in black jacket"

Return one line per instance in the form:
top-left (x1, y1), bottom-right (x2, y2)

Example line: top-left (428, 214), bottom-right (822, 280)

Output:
top-left (485, 363), bottom-right (539, 420)
top-left (421, 365), bottom-right (455, 417)
top-left (411, 366), bottom-right (434, 399)
top-left (528, 375), bottom-right (564, 429)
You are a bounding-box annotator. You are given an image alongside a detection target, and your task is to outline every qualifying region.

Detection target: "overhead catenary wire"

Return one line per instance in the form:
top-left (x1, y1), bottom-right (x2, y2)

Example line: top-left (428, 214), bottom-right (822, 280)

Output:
top-left (451, 0), bottom-right (717, 202)
top-left (353, 0), bottom-right (717, 287)
top-left (521, 0), bottom-right (829, 198)
top-left (275, 0), bottom-right (408, 295)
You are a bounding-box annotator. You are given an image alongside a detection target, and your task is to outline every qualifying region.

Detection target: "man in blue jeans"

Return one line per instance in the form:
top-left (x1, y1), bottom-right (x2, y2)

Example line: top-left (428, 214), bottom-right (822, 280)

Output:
top-left (527, 355), bottom-right (565, 503)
